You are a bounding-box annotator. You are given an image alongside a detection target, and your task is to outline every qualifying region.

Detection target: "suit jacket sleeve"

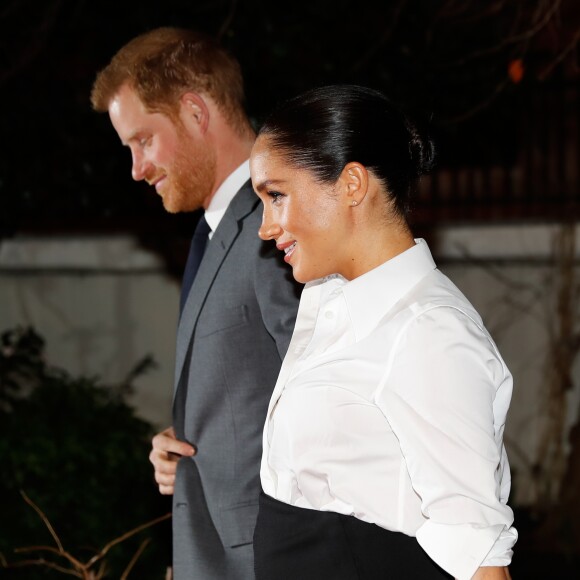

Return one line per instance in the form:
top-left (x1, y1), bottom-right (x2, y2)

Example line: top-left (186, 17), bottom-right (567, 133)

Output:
top-left (251, 214), bottom-right (302, 359)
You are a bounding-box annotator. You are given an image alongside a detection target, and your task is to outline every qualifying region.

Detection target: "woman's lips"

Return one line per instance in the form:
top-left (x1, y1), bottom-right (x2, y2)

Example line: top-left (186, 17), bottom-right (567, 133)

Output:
top-left (278, 241), bottom-right (297, 263)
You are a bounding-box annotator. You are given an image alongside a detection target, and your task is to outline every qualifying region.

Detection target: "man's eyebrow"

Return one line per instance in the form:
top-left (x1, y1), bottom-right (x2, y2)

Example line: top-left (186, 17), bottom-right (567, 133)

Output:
top-left (123, 130), bottom-right (148, 146)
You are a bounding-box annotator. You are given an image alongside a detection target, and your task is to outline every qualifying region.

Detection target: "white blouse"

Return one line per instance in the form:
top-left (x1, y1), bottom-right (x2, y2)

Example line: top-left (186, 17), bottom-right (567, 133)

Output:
top-left (260, 239), bottom-right (517, 580)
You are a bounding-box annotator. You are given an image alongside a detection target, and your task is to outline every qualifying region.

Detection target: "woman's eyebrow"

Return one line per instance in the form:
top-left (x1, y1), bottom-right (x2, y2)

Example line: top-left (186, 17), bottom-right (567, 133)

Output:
top-left (255, 178), bottom-right (286, 192)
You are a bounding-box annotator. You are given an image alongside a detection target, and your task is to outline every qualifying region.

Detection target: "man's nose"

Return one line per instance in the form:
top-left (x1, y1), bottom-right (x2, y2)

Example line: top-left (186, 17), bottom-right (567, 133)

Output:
top-left (131, 151), bottom-right (148, 181)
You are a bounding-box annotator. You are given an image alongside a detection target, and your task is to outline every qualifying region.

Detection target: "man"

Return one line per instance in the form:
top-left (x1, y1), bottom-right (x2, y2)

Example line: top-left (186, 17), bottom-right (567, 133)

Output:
top-left (91, 28), bottom-right (300, 579)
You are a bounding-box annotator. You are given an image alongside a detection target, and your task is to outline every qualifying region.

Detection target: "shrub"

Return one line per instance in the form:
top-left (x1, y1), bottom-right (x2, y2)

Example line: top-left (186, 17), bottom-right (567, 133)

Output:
top-left (0, 327), bottom-right (171, 578)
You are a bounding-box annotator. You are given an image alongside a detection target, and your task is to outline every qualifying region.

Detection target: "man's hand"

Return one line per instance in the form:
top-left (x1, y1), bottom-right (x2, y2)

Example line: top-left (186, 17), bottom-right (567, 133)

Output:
top-left (149, 427), bottom-right (196, 495)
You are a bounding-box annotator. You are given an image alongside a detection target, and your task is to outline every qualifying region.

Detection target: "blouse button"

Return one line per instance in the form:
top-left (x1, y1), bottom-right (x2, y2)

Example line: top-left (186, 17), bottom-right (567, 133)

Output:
top-left (325, 310), bottom-right (334, 319)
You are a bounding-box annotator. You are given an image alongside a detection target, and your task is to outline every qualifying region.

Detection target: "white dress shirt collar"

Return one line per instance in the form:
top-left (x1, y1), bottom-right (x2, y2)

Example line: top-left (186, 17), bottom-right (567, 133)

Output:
top-left (341, 239), bottom-right (437, 341)
top-left (204, 160), bottom-right (250, 234)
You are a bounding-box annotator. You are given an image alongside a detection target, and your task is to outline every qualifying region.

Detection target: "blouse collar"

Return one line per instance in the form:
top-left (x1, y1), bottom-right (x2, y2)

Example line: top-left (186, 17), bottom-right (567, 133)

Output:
top-left (340, 238), bottom-right (437, 341)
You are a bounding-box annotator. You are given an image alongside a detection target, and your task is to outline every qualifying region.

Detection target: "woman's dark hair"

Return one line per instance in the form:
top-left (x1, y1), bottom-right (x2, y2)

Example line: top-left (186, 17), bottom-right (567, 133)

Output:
top-left (258, 84), bottom-right (435, 217)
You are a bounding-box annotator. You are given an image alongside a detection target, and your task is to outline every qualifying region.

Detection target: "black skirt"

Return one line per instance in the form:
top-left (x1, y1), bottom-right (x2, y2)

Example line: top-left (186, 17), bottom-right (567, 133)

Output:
top-left (254, 492), bottom-right (453, 580)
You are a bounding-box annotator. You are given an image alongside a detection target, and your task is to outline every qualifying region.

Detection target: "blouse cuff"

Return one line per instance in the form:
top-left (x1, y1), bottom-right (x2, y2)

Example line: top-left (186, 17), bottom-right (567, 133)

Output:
top-left (479, 526), bottom-right (518, 567)
top-left (416, 521), bottom-right (512, 580)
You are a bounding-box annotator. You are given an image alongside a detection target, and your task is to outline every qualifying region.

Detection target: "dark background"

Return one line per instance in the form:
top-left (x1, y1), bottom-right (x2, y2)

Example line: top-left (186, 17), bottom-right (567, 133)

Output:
top-left (0, 1), bottom-right (579, 577)
top-left (1, 0), bottom-right (578, 245)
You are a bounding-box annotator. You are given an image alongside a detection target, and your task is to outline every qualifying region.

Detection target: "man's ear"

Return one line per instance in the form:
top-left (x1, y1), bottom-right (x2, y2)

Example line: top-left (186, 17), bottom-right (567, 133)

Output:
top-left (340, 162), bottom-right (369, 207)
top-left (180, 92), bottom-right (210, 134)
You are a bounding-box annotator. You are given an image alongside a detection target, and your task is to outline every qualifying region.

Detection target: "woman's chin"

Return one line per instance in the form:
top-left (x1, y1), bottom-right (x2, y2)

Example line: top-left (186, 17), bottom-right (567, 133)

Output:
top-left (292, 268), bottom-right (319, 285)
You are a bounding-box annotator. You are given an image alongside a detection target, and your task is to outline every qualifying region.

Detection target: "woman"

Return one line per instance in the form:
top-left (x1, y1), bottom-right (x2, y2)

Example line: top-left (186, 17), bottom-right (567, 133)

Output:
top-left (250, 85), bottom-right (516, 580)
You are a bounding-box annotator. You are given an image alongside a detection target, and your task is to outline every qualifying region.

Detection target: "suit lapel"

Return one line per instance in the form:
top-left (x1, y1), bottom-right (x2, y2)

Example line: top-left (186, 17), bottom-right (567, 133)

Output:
top-left (174, 182), bottom-right (259, 393)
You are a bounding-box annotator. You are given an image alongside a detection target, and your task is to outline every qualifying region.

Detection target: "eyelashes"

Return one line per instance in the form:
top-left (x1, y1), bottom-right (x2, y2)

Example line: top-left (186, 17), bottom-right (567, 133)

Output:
top-left (267, 190), bottom-right (285, 204)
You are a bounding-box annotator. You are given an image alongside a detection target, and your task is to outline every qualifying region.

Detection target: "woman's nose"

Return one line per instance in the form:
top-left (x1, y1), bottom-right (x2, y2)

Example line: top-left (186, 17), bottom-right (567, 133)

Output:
top-left (258, 213), bottom-right (283, 241)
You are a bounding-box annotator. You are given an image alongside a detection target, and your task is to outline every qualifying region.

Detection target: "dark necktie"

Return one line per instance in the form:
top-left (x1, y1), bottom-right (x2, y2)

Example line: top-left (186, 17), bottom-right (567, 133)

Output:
top-left (180, 215), bottom-right (211, 314)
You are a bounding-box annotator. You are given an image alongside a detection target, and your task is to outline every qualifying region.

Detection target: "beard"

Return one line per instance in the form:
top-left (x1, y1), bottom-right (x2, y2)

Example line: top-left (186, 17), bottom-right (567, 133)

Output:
top-left (154, 129), bottom-right (217, 214)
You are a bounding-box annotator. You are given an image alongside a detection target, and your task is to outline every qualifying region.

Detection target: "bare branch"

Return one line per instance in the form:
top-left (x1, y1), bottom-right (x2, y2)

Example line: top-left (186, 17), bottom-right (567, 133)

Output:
top-left (84, 512), bottom-right (171, 568)
top-left (442, 77), bottom-right (511, 124)
top-left (95, 558), bottom-right (107, 579)
top-left (20, 490), bottom-right (64, 552)
top-left (350, 0), bottom-right (408, 72)
top-left (442, 0), bottom-right (562, 68)
top-left (4, 497), bottom-right (170, 577)
top-left (14, 545), bottom-right (66, 556)
top-left (538, 25), bottom-right (580, 80)
top-left (430, 0), bottom-right (511, 44)
top-left (120, 538), bottom-right (151, 580)
top-left (217, 0), bottom-right (238, 42)
top-left (16, 492), bottom-right (87, 571)
top-left (0, 0), bottom-right (29, 21)
top-left (13, 544), bottom-right (86, 572)
top-left (2, 557), bottom-right (83, 577)
top-left (0, 0), bottom-right (65, 85)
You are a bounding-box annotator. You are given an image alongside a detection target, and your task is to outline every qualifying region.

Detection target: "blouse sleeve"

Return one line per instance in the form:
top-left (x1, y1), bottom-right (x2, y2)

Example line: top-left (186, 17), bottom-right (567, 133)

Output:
top-left (374, 305), bottom-right (517, 580)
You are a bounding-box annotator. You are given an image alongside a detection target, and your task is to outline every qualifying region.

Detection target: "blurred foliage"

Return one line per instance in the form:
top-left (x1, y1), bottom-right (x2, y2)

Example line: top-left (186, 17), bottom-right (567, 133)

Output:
top-left (0, 326), bottom-right (171, 578)
top-left (0, 0), bottom-right (578, 236)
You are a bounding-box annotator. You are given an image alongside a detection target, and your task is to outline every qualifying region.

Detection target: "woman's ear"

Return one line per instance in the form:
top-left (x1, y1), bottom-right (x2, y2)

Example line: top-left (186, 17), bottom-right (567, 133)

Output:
top-left (340, 162), bottom-right (369, 207)
top-left (180, 92), bottom-right (210, 134)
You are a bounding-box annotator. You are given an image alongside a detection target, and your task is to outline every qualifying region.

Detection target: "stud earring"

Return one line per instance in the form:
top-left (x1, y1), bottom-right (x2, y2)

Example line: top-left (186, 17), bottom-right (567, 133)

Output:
top-left (351, 200), bottom-right (358, 206)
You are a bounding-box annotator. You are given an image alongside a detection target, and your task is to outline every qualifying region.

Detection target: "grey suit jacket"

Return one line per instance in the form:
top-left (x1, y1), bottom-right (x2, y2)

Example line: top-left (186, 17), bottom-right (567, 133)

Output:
top-left (171, 181), bottom-right (301, 579)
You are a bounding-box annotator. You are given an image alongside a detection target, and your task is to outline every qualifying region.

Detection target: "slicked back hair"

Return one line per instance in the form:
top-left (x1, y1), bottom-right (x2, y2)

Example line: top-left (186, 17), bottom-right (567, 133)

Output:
top-left (258, 85), bottom-right (435, 219)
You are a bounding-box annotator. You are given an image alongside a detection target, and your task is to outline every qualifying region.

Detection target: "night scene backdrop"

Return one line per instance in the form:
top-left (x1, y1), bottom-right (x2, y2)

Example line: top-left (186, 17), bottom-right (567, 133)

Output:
top-left (1, 1), bottom-right (579, 578)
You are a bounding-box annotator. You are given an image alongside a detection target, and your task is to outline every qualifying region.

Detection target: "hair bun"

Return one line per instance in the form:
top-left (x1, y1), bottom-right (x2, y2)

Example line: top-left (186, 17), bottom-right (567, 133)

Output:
top-left (407, 122), bottom-right (436, 178)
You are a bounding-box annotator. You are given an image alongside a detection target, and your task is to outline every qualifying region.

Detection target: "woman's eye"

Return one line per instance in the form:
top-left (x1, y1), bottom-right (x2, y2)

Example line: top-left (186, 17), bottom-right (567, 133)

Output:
top-left (268, 191), bottom-right (284, 203)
